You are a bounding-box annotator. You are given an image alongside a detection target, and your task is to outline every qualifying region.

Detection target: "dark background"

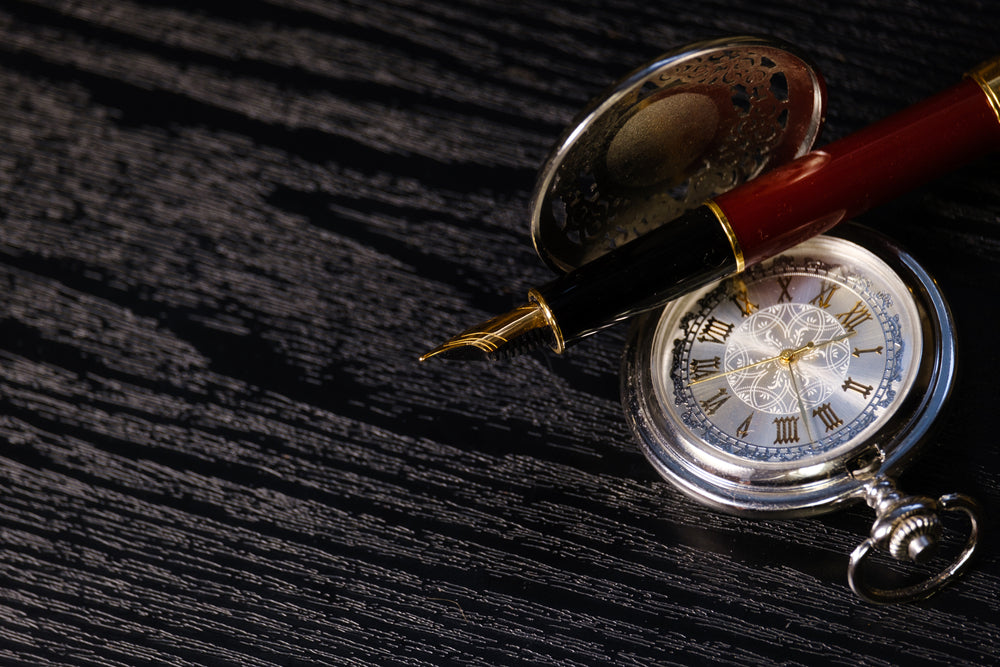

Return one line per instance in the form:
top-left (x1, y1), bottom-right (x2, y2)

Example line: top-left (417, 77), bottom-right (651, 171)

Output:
top-left (1, 1), bottom-right (999, 664)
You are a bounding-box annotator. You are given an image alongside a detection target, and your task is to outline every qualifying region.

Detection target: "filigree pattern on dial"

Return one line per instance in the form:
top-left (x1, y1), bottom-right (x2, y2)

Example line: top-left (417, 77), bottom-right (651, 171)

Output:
top-left (629, 232), bottom-right (940, 519)
top-left (663, 248), bottom-right (912, 463)
top-left (724, 304), bottom-right (851, 414)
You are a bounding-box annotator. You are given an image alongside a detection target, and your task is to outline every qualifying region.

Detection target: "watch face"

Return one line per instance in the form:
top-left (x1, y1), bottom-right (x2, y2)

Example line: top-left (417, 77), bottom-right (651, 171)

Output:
top-left (654, 235), bottom-right (921, 466)
top-left (623, 229), bottom-right (955, 516)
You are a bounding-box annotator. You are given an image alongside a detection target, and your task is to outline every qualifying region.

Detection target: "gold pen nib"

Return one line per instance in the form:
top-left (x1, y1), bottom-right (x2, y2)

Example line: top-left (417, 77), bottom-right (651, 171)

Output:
top-left (420, 303), bottom-right (555, 362)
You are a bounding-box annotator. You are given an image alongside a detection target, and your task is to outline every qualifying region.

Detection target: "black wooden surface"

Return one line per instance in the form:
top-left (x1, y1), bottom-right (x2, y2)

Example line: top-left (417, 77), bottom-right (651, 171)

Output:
top-left (1, 1), bottom-right (1000, 665)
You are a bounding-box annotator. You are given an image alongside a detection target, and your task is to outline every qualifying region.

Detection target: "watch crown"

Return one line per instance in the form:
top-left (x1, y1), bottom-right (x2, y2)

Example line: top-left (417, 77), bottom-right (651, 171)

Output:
top-left (887, 512), bottom-right (942, 564)
top-left (865, 478), bottom-right (942, 562)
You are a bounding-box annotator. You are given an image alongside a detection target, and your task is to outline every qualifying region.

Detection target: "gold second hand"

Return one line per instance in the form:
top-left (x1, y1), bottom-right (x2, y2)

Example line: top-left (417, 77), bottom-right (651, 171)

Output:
top-left (787, 360), bottom-right (815, 444)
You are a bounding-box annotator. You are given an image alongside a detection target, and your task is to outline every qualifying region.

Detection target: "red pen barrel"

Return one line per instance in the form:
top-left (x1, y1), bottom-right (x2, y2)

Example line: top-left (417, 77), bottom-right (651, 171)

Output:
top-left (717, 76), bottom-right (1000, 266)
top-left (424, 57), bottom-right (1000, 359)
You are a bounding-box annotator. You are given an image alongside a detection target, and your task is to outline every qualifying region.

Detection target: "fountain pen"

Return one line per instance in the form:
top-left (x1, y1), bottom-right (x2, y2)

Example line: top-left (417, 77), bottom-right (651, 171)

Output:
top-left (421, 58), bottom-right (1000, 362)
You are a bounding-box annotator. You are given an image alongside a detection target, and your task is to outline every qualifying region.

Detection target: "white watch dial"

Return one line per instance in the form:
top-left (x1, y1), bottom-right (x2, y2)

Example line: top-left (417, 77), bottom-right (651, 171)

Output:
top-left (651, 236), bottom-right (922, 466)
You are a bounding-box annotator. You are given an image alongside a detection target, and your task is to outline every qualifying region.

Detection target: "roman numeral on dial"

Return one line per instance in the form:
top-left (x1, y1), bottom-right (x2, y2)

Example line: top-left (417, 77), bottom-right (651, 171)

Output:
top-left (736, 411), bottom-right (754, 438)
top-left (811, 402), bottom-right (844, 432)
top-left (730, 288), bottom-right (758, 317)
top-left (773, 416), bottom-right (800, 444)
top-left (699, 388), bottom-right (731, 416)
top-left (776, 276), bottom-right (793, 303)
top-left (809, 283), bottom-right (839, 308)
top-left (690, 357), bottom-right (721, 381)
top-left (697, 317), bottom-right (735, 344)
top-left (835, 300), bottom-right (873, 331)
top-left (841, 377), bottom-right (874, 398)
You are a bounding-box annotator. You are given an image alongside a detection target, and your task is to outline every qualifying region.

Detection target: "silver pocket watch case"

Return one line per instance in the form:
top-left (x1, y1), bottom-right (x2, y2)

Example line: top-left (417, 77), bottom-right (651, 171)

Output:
top-left (530, 36), bottom-right (980, 603)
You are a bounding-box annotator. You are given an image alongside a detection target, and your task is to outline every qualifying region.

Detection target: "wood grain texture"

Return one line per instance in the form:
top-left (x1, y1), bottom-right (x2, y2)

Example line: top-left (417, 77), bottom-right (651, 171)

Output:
top-left (0, 0), bottom-right (999, 664)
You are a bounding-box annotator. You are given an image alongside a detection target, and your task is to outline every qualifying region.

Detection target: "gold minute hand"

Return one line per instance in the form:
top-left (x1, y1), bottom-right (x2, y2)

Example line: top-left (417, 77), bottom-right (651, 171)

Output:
top-left (687, 351), bottom-right (788, 386)
top-left (787, 359), bottom-right (815, 444)
top-left (688, 329), bottom-right (857, 387)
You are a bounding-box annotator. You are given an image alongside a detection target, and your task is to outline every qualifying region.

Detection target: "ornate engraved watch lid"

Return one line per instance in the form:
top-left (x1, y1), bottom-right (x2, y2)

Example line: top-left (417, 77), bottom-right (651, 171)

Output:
top-left (531, 36), bottom-right (826, 272)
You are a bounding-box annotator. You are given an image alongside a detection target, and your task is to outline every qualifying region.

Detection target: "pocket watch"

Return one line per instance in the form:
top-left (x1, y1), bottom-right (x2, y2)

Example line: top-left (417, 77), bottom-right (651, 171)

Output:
top-left (521, 36), bottom-right (982, 602)
top-left (622, 224), bottom-right (980, 603)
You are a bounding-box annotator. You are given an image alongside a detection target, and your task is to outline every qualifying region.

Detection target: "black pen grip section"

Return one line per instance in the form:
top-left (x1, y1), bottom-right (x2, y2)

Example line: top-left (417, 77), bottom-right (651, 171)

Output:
top-left (536, 205), bottom-right (738, 346)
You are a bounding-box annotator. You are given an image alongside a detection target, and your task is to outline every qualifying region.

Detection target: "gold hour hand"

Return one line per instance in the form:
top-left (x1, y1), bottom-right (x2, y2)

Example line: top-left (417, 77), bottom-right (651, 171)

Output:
top-left (794, 329), bottom-right (858, 360)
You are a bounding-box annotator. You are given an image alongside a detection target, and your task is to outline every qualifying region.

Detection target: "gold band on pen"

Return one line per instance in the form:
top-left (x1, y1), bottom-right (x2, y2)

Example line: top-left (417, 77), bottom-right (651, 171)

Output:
top-left (968, 56), bottom-right (1000, 124)
top-left (528, 288), bottom-right (565, 354)
top-left (705, 200), bottom-right (745, 273)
